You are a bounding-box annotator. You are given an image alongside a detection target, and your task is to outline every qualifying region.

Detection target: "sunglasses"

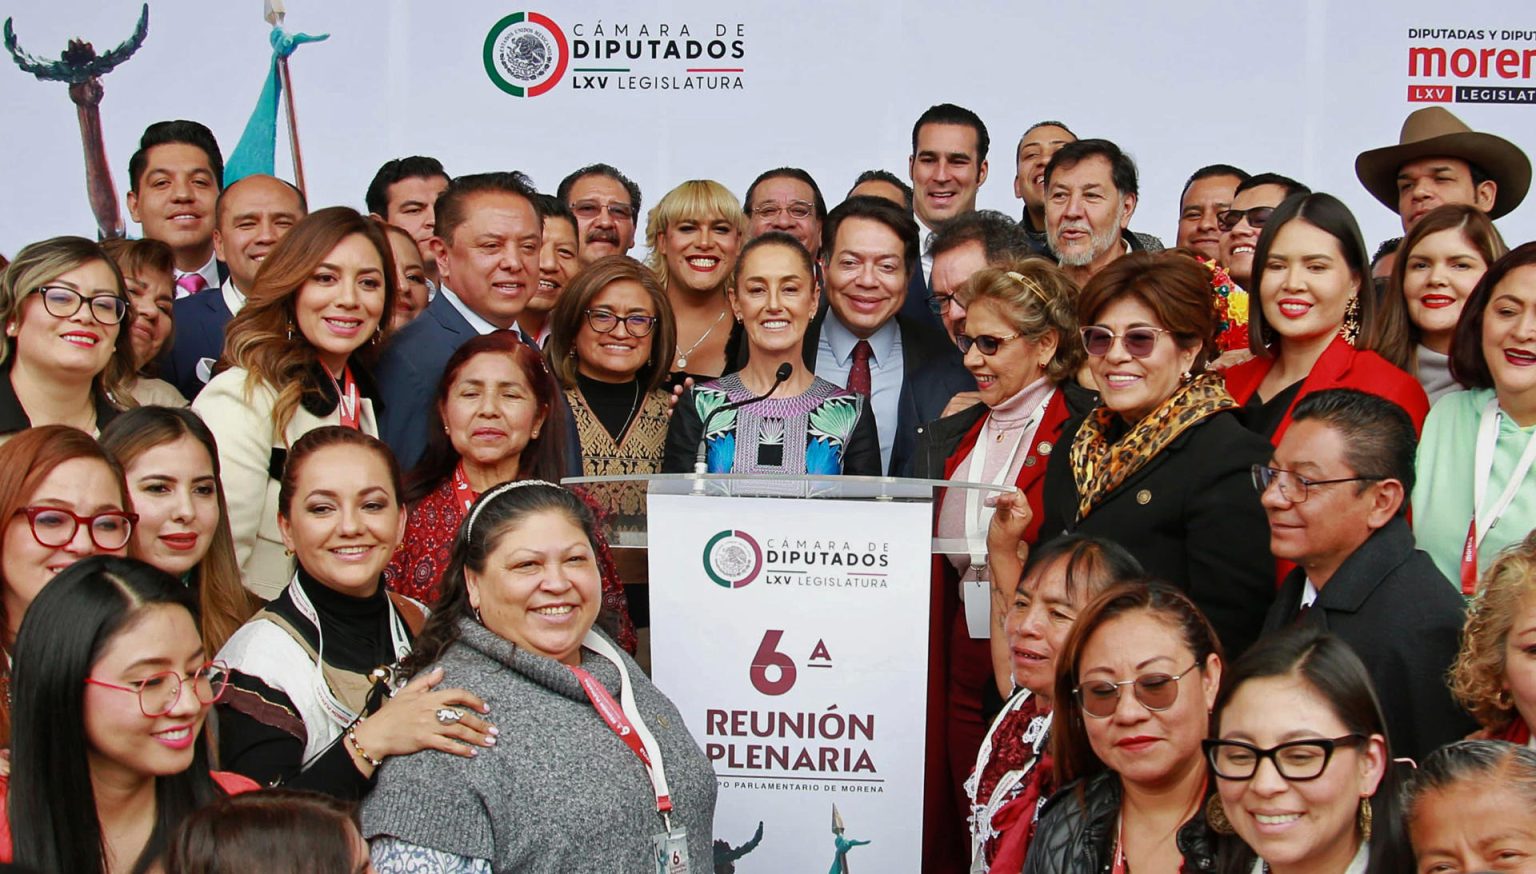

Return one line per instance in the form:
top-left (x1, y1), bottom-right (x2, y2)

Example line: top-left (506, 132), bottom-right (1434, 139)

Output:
top-left (1075, 661), bottom-right (1202, 718)
top-left (1080, 325), bottom-right (1170, 358)
top-left (1216, 206), bottom-right (1275, 233)
top-left (957, 332), bottom-right (1019, 356)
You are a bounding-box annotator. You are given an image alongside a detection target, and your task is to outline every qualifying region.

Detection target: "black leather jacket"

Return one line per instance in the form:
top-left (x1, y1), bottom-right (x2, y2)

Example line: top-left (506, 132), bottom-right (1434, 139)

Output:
top-left (1022, 772), bottom-right (1218, 874)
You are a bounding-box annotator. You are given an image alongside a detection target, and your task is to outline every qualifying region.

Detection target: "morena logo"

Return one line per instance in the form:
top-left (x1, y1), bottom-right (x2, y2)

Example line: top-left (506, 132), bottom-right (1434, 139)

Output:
top-left (483, 12), bottom-right (569, 97)
top-left (703, 530), bottom-right (763, 589)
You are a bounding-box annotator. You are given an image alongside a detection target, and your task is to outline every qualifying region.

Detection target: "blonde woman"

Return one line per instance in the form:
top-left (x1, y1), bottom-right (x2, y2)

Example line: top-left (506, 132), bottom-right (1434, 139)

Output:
top-left (643, 179), bottom-right (746, 384)
top-left (192, 207), bottom-right (396, 597)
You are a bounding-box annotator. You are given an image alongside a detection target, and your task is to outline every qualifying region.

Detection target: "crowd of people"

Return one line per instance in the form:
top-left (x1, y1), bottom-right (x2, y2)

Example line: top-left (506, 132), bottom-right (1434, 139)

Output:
top-left (0, 98), bottom-right (1532, 873)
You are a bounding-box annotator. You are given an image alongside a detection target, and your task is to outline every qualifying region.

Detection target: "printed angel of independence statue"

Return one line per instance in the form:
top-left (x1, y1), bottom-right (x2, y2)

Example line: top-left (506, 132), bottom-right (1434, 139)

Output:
top-left (827, 803), bottom-right (871, 874)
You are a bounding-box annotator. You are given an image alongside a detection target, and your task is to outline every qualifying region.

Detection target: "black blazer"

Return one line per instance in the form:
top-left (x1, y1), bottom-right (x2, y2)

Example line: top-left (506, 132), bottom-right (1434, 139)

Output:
top-left (376, 293), bottom-right (581, 474)
top-left (1262, 517), bottom-right (1476, 763)
top-left (799, 309), bottom-right (974, 477)
top-left (1039, 409), bottom-right (1275, 658)
top-left (897, 259), bottom-right (947, 334)
top-left (162, 286), bottom-right (234, 400)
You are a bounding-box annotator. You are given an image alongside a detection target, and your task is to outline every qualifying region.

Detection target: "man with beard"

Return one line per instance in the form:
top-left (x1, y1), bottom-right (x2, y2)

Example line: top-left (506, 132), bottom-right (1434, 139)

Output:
top-left (1043, 139), bottom-right (1161, 287)
top-left (161, 173), bottom-right (306, 399)
top-left (558, 163), bottom-right (641, 265)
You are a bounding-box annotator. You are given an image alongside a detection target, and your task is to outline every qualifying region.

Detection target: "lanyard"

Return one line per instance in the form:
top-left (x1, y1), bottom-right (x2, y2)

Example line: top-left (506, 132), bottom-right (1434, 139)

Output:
top-left (288, 573), bottom-right (412, 729)
top-left (963, 386), bottom-right (1053, 569)
top-left (1111, 775), bottom-right (1206, 874)
top-left (451, 462), bottom-right (479, 513)
top-left (569, 631), bottom-right (674, 825)
top-left (331, 365), bottom-right (360, 430)
top-left (1461, 398), bottom-right (1536, 594)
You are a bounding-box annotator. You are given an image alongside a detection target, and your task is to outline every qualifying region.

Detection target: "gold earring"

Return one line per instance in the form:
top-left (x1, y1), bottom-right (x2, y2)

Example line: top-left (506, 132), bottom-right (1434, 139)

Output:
top-left (1357, 796), bottom-right (1372, 843)
top-left (1206, 794), bottom-right (1235, 835)
top-left (1340, 295), bottom-right (1361, 346)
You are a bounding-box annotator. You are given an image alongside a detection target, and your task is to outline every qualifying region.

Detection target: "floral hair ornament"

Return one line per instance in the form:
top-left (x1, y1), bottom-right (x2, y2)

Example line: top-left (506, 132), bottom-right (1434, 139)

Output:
top-left (462, 479), bottom-right (561, 543)
top-left (1005, 270), bottom-right (1051, 307)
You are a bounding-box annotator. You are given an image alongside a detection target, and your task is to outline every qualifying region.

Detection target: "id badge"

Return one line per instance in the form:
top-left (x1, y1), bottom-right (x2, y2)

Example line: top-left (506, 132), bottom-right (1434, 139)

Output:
top-left (654, 827), bottom-right (690, 874)
top-left (963, 578), bottom-right (990, 639)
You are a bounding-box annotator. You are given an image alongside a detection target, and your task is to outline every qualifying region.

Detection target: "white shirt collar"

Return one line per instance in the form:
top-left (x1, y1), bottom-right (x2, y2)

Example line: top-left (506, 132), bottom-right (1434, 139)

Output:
top-left (437, 286), bottom-right (498, 335)
top-left (221, 278), bottom-right (247, 317)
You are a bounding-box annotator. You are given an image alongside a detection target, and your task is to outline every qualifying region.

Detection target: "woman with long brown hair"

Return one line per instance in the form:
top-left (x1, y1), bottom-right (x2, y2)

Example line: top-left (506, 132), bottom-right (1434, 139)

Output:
top-left (101, 406), bottom-right (259, 656)
top-left (192, 206), bottom-right (397, 598)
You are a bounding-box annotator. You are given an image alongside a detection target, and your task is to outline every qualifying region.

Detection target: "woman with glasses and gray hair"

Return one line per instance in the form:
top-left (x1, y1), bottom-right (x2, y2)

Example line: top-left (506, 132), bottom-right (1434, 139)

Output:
top-left (1203, 624), bottom-right (1410, 874)
top-left (0, 236), bottom-right (136, 443)
top-left (1038, 252), bottom-right (1274, 659)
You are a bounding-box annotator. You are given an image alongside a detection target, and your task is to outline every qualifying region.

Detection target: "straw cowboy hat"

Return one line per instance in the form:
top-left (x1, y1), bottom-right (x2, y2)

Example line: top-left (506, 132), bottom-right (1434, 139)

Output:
top-left (1355, 106), bottom-right (1530, 219)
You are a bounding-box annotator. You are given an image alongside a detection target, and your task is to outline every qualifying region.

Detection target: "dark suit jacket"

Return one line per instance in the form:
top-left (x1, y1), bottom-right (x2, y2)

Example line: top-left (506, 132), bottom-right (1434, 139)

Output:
top-left (1040, 409), bottom-right (1275, 658)
top-left (801, 309), bottom-right (974, 477)
top-left (163, 287), bottom-right (234, 400)
top-left (1261, 517), bottom-right (1476, 762)
top-left (376, 293), bottom-right (581, 473)
top-left (898, 261), bottom-right (947, 334)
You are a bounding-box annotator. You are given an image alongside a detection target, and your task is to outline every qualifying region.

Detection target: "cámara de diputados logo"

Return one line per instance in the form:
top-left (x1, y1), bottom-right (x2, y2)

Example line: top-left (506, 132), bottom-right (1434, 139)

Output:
top-left (704, 530), bottom-right (763, 589)
top-left (483, 12), bottom-right (569, 97)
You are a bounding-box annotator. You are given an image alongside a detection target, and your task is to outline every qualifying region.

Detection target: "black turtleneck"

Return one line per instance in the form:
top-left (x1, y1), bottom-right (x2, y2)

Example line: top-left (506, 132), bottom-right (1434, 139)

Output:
top-left (267, 567), bottom-right (398, 675)
top-left (576, 373), bottom-right (643, 442)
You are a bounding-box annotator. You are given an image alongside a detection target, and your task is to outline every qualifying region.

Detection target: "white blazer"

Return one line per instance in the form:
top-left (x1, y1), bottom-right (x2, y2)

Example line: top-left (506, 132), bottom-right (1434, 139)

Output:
top-left (192, 365), bottom-right (379, 599)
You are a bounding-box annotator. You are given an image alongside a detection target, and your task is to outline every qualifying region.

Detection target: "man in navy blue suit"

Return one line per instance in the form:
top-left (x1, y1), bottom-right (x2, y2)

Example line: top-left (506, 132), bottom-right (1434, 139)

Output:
top-left (803, 196), bottom-right (974, 477)
top-left (161, 174), bottom-right (306, 399)
top-left (376, 172), bottom-right (552, 470)
top-left (902, 104), bottom-right (991, 334)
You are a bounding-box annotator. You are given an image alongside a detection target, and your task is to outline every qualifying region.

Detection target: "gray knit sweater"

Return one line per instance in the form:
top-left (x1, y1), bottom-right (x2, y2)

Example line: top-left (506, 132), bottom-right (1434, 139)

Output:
top-left (361, 618), bottom-right (717, 872)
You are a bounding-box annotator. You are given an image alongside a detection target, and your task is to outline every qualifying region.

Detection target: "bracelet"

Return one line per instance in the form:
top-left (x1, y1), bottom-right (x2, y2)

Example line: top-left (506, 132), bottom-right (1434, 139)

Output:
top-left (347, 720), bottom-right (384, 768)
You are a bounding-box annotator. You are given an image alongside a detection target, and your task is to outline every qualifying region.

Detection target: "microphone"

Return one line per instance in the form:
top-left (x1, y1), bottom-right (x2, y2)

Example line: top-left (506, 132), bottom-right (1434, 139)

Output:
top-left (694, 363), bottom-right (794, 475)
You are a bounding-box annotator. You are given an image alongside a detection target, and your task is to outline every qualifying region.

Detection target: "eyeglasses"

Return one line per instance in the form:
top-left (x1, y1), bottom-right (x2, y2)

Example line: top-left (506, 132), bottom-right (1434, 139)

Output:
top-left (750, 201), bottom-right (816, 221)
top-left (584, 309), bottom-right (658, 337)
top-left (14, 506), bottom-right (138, 550)
top-left (928, 293), bottom-right (958, 315)
top-left (570, 201), bottom-right (635, 223)
top-left (1251, 465), bottom-right (1383, 503)
top-left (1216, 206), bottom-right (1276, 233)
top-left (1080, 325), bottom-right (1171, 358)
top-left (1075, 661), bottom-right (1202, 718)
top-left (31, 286), bottom-right (130, 325)
top-left (85, 660), bottom-right (230, 717)
top-left (1204, 734), bottom-right (1366, 781)
top-left (957, 332), bottom-right (1020, 356)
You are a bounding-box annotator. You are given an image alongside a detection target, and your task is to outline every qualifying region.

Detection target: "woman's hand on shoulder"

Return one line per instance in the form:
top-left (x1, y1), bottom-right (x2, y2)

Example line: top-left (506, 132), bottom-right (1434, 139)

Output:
top-left (352, 666), bottom-right (498, 763)
top-left (667, 377), bottom-right (695, 417)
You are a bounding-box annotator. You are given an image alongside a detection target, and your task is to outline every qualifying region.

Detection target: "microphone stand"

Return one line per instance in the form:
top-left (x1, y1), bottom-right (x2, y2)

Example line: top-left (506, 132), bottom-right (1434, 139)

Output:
top-left (691, 363), bottom-right (794, 493)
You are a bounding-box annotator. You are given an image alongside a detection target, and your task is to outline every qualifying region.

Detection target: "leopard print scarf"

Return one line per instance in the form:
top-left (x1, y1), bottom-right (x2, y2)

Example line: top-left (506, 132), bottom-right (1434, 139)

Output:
top-left (1069, 372), bottom-right (1237, 521)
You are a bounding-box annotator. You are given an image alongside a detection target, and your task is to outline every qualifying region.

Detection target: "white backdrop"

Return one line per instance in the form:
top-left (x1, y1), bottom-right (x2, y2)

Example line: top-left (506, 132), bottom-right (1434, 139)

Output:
top-left (3, 0), bottom-right (1534, 262)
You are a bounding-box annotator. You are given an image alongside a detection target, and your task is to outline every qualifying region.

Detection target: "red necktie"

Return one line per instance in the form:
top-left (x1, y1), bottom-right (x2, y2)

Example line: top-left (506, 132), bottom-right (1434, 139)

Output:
top-left (846, 339), bottom-right (873, 397)
top-left (176, 273), bottom-right (208, 297)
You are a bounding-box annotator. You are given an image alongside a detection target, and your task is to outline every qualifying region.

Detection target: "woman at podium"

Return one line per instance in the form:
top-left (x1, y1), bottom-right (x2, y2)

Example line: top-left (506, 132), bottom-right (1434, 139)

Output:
top-left (662, 233), bottom-right (880, 476)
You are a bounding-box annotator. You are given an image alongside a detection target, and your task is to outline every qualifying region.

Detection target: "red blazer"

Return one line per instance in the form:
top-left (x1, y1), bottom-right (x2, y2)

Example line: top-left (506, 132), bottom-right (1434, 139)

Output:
top-left (1224, 336), bottom-right (1430, 445)
top-left (941, 389), bottom-right (1073, 540)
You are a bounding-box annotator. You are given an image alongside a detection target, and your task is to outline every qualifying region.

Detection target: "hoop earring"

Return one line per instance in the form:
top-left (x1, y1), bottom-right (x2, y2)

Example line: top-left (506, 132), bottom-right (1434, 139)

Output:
top-left (1357, 796), bottom-right (1373, 843)
top-left (1206, 794), bottom-right (1235, 835)
top-left (1340, 295), bottom-right (1361, 346)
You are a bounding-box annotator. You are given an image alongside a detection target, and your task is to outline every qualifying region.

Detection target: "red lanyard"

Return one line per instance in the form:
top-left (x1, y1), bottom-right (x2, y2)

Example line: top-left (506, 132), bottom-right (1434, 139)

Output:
top-left (451, 463), bottom-right (479, 513)
top-left (332, 365), bottom-right (361, 430)
top-left (568, 663), bottom-right (672, 815)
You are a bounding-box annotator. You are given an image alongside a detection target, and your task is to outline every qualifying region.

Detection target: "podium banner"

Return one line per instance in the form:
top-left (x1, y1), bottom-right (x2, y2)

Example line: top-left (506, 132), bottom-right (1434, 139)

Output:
top-left (648, 492), bottom-right (931, 872)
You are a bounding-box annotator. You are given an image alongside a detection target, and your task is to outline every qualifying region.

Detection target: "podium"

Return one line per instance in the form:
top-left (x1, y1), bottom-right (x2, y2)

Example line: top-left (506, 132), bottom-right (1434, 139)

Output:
top-left (565, 473), bottom-right (1009, 873)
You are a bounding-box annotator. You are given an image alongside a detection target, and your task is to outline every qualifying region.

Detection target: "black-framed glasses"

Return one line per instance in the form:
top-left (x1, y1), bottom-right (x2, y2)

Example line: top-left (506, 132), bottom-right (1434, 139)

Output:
top-left (85, 660), bottom-right (230, 717)
top-left (1204, 734), bottom-right (1366, 781)
top-left (1075, 661), bottom-right (1202, 718)
top-left (584, 309), bottom-right (658, 337)
top-left (928, 292), bottom-right (958, 315)
top-left (31, 286), bottom-right (130, 325)
top-left (750, 201), bottom-right (815, 221)
top-left (1217, 206), bottom-right (1276, 233)
top-left (957, 332), bottom-right (1020, 356)
top-left (1251, 465), bottom-right (1384, 503)
top-left (14, 506), bottom-right (137, 550)
top-left (1080, 325), bottom-right (1170, 358)
top-left (570, 201), bottom-right (635, 222)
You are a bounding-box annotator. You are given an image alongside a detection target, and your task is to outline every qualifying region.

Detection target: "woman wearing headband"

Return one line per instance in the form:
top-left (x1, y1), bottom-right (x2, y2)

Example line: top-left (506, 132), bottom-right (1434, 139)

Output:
top-left (912, 258), bottom-right (1095, 857)
top-left (363, 481), bottom-right (716, 871)
top-left (215, 427), bottom-right (495, 800)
